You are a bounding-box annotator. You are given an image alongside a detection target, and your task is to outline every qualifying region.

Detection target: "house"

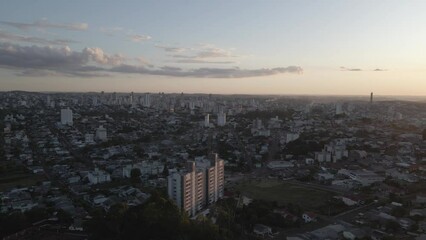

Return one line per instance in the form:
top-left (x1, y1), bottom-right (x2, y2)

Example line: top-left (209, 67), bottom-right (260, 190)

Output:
top-left (341, 195), bottom-right (365, 206)
top-left (253, 224), bottom-right (272, 237)
top-left (302, 212), bottom-right (317, 223)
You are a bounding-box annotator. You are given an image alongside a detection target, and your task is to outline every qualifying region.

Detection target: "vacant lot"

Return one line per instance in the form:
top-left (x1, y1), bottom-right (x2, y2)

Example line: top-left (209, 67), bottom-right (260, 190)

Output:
top-left (235, 179), bottom-right (335, 210)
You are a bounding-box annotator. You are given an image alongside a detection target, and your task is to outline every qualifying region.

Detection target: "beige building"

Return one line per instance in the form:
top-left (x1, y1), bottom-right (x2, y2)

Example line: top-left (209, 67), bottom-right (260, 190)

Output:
top-left (168, 153), bottom-right (224, 216)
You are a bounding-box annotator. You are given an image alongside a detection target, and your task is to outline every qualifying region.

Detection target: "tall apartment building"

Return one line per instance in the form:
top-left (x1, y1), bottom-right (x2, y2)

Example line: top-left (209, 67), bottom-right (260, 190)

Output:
top-left (168, 153), bottom-right (225, 216)
top-left (217, 112), bottom-right (226, 126)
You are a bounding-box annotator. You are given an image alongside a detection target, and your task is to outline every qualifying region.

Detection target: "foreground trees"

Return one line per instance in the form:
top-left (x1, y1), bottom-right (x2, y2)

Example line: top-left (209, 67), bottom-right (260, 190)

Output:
top-left (85, 192), bottom-right (228, 240)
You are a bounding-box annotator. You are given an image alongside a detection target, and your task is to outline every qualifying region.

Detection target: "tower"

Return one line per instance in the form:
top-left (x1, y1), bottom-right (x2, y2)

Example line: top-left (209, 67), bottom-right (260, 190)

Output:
top-left (370, 92), bottom-right (373, 104)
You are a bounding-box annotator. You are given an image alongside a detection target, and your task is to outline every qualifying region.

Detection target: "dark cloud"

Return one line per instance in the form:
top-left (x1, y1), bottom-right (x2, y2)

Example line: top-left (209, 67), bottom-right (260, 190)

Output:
top-left (16, 69), bottom-right (110, 78)
top-left (0, 42), bottom-right (124, 70)
top-left (0, 19), bottom-right (88, 31)
top-left (373, 68), bottom-right (387, 71)
top-left (0, 31), bottom-right (78, 45)
top-left (0, 42), bottom-right (302, 78)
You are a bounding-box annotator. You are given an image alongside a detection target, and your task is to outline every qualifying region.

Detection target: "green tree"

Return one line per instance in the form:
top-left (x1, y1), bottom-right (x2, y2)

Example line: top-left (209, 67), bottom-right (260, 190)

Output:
top-left (130, 168), bottom-right (141, 184)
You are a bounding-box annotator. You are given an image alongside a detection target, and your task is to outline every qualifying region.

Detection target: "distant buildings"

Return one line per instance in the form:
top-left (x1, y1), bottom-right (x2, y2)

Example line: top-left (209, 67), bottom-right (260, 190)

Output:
top-left (60, 108), bottom-right (73, 126)
top-left (84, 133), bottom-right (94, 144)
top-left (167, 153), bottom-right (225, 216)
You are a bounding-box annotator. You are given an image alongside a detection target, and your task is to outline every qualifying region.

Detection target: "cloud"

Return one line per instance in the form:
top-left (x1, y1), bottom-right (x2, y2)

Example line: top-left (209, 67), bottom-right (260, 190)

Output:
top-left (109, 65), bottom-right (302, 78)
top-left (0, 30), bottom-right (78, 45)
top-left (173, 46), bottom-right (236, 59)
top-left (16, 69), bottom-right (110, 78)
top-left (174, 59), bottom-right (235, 64)
top-left (340, 66), bottom-right (388, 72)
top-left (155, 45), bottom-right (187, 53)
top-left (168, 44), bottom-right (238, 64)
top-left (0, 19), bottom-right (88, 31)
top-left (340, 66), bottom-right (362, 71)
top-left (129, 34), bottom-right (151, 42)
top-left (0, 42), bottom-right (302, 78)
top-left (0, 42), bottom-right (123, 72)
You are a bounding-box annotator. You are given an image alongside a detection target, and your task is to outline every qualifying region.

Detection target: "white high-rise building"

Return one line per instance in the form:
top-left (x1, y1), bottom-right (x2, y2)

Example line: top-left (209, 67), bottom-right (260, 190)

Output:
top-left (217, 112), bottom-right (226, 126)
top-left (60, 108), bottom-right (73, 126)
top-left (204, 114), bottom-right (210, 127)
top-left (96, 125), bottom-right (107, 141)
top-left (335, 103), bottom-right (343, 115)
top-left (168, 153), bottom-right (225, 216)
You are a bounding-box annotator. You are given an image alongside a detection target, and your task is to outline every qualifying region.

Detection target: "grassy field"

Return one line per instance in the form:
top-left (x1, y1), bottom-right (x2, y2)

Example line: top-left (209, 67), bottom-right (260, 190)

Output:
top-left (0, 172), bottom-right (45, 191)
top-left (235, 179), bottom-right (335, 210)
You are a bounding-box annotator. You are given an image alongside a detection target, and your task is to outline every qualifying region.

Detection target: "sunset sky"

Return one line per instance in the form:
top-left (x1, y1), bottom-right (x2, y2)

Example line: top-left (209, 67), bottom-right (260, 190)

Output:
top-left (0, 0), bottom-right (425, 95)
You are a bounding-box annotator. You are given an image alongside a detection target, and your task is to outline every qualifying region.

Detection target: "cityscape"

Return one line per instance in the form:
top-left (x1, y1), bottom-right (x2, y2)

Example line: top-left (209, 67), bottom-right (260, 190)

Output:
top-left (1, 1), bottom-right (426, 240)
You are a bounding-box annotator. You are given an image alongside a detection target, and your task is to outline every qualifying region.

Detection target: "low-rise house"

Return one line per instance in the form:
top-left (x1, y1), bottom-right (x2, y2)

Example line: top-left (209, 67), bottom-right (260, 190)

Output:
top-left (302, 212), bottom-right (317, 223)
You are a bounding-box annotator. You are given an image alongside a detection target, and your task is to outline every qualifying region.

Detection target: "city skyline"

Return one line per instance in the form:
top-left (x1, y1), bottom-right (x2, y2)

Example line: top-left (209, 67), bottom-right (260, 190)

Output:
top-left (1, 1), bottom-right (426, 95)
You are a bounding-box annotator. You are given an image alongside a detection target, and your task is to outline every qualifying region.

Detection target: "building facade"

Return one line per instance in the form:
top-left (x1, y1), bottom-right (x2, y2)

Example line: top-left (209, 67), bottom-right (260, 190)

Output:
top-left (168, 153), bottom-right (225, 216)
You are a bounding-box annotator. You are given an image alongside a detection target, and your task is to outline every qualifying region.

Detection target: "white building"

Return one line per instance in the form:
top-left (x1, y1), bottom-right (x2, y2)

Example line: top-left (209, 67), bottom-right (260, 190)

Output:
top-left (60, 108), bottom-right (73, 126)
top-left (267, 160), bottom-right (295, 169)
top-left (96, 125), bottom-right (107, 141)
top-left (204, 114), bottom-right (210, 127)
top-left (144, 93), bottom-right (151, 107)
top-left (217, 112), bottom-right (226, 126)
top-left (167, 153), bottom-right (225, 216)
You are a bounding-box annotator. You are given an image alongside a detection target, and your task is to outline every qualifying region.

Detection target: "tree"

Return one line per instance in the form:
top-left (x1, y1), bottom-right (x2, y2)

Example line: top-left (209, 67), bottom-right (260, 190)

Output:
top-left (391, 206), bottom-right (407, 218)
top-left (130, 168), bottom-right (141, 184)
top-left (163, 163), bottom-right (169, 177)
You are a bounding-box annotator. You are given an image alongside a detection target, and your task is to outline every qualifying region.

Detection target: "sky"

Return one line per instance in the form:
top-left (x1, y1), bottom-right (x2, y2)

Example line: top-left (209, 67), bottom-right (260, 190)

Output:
top-left (0, 0), bottom-right (425, 95)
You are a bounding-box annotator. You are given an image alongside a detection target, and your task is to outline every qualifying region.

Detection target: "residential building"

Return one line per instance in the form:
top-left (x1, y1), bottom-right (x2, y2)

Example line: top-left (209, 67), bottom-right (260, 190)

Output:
top-left (167, 153), bottom-right (224, 216)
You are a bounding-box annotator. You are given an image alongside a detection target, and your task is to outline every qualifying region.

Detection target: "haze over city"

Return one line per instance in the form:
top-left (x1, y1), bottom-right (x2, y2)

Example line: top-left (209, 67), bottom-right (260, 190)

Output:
top-left (1, 0), bottom-right (426, 95)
